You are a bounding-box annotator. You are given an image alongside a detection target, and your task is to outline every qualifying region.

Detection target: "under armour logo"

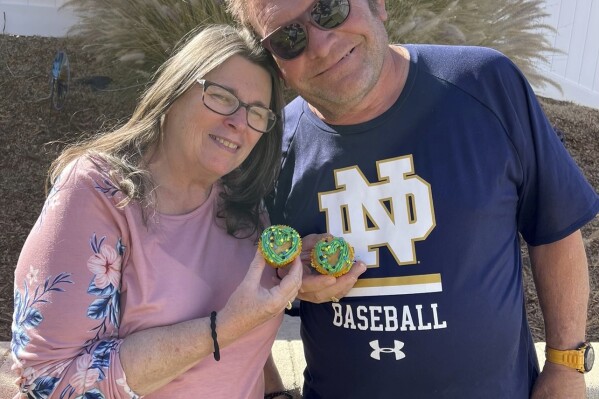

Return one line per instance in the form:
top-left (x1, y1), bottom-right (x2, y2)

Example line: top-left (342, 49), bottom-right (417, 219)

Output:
top-left (369, 340), bottom-right (405, 360)
top-left (319, 156), bottom-right (435, 267)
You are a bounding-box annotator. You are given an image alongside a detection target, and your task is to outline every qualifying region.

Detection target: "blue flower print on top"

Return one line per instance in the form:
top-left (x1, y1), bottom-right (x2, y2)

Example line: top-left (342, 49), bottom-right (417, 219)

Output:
top-left (85, 234), bottom-right (123, 344)
top-left (36, 174), bottom-right (63, 230)
top-left (12, 272), bottom-right (73, 398)
top-left (13, 233), bottom-right (128, 399)
top-left (58, 234), bottom-right (127, 399)
top-left (25, 375), bottom-right (61, 399)
top-left (58, 341), bottom-right (120, 399)
top-left (74, 388), bottom-right (105, 399)
top-left (94, 178), bottom-right (121, 198)
top-left (12, 273), bottom-right (73, 357)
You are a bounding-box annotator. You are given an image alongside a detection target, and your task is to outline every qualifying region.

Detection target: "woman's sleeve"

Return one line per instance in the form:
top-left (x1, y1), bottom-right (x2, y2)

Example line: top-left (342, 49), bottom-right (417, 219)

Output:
top-left (12, 158), bottom-right (140, 399)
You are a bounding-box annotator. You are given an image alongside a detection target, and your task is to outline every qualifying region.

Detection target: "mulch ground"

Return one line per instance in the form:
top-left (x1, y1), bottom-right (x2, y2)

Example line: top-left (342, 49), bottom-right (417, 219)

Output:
top-left (0, 34), bottom-right (597, 343)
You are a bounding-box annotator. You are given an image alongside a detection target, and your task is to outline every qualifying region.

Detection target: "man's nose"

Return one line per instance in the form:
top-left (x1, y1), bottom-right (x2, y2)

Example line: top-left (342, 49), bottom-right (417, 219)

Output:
top-left (304, 23), bottom-right (337, 59)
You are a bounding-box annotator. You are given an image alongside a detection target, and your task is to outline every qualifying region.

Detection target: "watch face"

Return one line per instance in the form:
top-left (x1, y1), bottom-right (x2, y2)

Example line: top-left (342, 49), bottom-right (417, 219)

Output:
top-left (585, 344), bottom-right (595, 372)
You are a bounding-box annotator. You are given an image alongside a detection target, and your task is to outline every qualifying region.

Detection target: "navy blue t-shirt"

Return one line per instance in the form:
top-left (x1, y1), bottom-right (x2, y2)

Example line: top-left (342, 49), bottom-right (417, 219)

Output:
top-left (268, 45), bottom-right (599, 398)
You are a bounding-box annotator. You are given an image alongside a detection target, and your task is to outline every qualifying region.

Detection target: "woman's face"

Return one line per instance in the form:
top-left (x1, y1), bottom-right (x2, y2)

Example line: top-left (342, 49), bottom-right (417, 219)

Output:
top-left (161, 55), bottom-right (272, 183)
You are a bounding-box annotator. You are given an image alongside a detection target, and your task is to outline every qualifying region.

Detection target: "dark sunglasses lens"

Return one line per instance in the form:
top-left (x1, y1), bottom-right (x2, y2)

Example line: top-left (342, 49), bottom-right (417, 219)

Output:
top-left (270, 23), bottom-right (308, 60)
top-left (312, 0), bottom-right (350, 29)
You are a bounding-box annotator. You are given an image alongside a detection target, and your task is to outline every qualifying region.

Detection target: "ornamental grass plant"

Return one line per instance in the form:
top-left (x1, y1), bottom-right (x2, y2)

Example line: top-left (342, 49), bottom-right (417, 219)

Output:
top-left (385, 0), bottom-right (559, 90)
top-left (62, 0), bottom-right (559, 92)
top-left (62, 0), bottom-right (232, 81)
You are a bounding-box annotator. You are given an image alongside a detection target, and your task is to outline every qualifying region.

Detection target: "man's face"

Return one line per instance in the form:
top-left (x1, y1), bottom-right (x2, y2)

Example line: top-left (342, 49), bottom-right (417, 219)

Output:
top-left (247, 0), bottom-right (389, 114)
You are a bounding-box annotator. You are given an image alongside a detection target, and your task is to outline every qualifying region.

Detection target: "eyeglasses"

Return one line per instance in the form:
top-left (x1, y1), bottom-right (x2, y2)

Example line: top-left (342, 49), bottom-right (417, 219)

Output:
top-left (261, 0), bottom-right (351, 60)
top-left (197, 79), bottom-right (277, 133)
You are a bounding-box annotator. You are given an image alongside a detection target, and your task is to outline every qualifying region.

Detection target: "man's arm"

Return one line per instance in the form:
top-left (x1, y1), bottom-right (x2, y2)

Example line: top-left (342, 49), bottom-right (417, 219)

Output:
top-left (529, 230), bottom-right (589, 398)
top-left (264, 353), bottom-right (285, 390)
top-left (264, 353), bottom-right (293, 398)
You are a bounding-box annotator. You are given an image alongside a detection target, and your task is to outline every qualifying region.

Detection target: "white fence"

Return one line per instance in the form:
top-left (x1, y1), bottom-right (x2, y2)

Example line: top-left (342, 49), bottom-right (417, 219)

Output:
top-left (1, 0), bottom-right (598, 109)
top-left (0, 0), bottom-right (75, 37)
top-left (534, 0), bottom-right (599, 109)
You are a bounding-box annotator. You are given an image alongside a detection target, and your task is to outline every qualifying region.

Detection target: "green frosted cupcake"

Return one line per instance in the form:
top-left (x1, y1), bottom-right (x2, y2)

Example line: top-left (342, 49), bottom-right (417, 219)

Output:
top-left (311, 236), bottom-right (355, 277)
top-left (258, 225), bottom-right (302, 268)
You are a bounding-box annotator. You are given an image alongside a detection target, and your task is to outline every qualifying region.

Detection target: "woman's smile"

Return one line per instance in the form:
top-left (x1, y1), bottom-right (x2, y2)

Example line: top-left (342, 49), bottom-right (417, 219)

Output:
top-left (210, 133), bottom-right (240, 151)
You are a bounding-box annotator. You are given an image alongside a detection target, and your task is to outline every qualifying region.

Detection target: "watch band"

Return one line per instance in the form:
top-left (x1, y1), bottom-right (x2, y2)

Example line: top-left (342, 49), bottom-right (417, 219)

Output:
top-left (545, 342), bottom-right (590, 373)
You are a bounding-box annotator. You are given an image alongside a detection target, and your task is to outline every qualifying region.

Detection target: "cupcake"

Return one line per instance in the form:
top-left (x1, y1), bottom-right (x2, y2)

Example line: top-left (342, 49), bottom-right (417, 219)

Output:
top-left (311, 236), bottom-right (355, 277)
top-left (258, 225), bottom-right (302, 268)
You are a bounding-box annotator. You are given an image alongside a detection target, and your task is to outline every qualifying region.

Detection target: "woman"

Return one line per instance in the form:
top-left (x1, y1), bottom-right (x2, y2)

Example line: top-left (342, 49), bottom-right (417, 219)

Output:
top-left (11, 25), bottom-right (301, 398)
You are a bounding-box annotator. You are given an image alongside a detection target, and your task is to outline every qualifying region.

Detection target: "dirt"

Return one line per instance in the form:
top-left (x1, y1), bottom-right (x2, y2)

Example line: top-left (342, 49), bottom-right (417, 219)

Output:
top-left (0, 34), bottom-right (597, 343)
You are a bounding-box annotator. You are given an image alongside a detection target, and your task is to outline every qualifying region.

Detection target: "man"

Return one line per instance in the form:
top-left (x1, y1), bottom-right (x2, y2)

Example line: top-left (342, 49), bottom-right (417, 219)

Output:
top-left (225, 0), bottom-right (599, 397)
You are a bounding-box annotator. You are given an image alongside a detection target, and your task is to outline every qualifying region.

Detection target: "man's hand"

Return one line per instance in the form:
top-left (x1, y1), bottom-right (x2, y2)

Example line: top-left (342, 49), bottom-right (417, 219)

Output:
top-left (291, 233), bottom-right (368, 303)
top-left (531, 361), bottom-right (586, 398)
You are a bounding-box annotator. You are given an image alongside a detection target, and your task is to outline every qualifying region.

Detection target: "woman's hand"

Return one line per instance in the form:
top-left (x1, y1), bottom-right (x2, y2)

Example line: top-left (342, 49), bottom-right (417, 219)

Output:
top-left (120, 249), bottom-right (302, 395)
top-left (219, 249), bottom-right (303, 338)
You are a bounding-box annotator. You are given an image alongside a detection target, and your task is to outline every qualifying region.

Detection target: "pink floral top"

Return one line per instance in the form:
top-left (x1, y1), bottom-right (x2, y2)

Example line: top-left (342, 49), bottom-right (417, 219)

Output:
top-left (12, 156), bottom-right (282, 398)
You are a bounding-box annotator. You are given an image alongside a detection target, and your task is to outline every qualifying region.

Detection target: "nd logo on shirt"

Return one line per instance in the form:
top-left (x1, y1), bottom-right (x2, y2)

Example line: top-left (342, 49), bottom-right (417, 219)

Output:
top-left (319, 156), bottom-right (442, 297)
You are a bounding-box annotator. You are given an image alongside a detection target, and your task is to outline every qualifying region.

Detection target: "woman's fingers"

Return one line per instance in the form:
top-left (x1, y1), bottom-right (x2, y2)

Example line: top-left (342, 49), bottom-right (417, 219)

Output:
top-left (244, 248), bottom-right (267, 284)
top-left (275, 257), bottom-right (303, 300)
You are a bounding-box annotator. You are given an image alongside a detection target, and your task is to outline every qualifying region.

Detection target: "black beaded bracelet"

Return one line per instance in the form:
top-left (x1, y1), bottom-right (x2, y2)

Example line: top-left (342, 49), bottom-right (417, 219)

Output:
top-left (210, 311), bottom-right (220, 361)
top-left (264, 391), bottom-right (293, 399)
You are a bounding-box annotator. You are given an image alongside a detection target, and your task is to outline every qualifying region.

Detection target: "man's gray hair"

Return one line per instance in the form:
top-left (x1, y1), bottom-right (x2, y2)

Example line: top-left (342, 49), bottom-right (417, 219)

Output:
top-left (224, 0), bottom-right (253, 28)
top-left (224, 0), bottom-right (381, 32)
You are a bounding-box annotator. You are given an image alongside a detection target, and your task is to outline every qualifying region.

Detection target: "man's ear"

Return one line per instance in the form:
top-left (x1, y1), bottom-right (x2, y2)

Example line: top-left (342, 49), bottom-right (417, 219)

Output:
top-left (375, 0), bottom-right (388, 22)
top-left (273, 63), bottom-right (289, 87)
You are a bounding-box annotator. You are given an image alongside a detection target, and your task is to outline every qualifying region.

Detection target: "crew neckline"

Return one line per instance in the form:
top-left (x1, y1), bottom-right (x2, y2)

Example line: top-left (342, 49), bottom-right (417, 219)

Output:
top-left (154, 183), bottom-right (219, 221)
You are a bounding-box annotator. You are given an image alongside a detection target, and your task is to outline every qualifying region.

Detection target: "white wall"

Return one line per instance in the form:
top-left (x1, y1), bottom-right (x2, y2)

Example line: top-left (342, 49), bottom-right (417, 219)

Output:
top-left (534, 0), bottom-right (599, 108)
top-left (0, 0), bottom-right (76, 37)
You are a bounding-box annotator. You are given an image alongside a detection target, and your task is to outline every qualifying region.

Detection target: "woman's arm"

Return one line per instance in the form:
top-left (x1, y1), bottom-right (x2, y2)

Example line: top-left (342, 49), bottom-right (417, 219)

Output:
top-left (13, 159), bottom-right (302, 398)
top-left (12, 160), bottom-right (135, 398)
top-left (120, 251), bottom-right (302, 395)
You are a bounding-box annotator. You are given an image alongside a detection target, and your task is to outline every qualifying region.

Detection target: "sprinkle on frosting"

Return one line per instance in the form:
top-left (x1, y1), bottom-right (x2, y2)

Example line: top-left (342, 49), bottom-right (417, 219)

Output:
top-left (311, 236), bottom-right (354, 277)
top-left (259, 225), bottom-right (302, 268)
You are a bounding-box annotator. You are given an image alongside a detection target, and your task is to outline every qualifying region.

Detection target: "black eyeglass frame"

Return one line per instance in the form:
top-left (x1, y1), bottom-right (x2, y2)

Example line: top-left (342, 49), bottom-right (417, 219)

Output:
top-left (196, 79), bottom-right (277, 134)
top-left (261, 0), bottom-right (351, 60)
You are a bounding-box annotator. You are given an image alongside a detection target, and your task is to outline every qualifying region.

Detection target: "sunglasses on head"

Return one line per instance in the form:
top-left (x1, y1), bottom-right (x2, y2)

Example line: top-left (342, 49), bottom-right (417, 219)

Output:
top-left (261, 0), bottom-right (351, 60)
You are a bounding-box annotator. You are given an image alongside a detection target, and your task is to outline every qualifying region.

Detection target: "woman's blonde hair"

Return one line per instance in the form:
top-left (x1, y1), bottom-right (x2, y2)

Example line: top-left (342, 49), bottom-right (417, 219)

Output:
top-left (49, 24), bottom-right (285, 236)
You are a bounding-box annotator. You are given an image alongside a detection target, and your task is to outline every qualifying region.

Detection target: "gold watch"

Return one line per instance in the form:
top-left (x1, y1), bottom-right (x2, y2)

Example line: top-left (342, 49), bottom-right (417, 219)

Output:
top-left (545, 341), bottom-right (595, 373)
